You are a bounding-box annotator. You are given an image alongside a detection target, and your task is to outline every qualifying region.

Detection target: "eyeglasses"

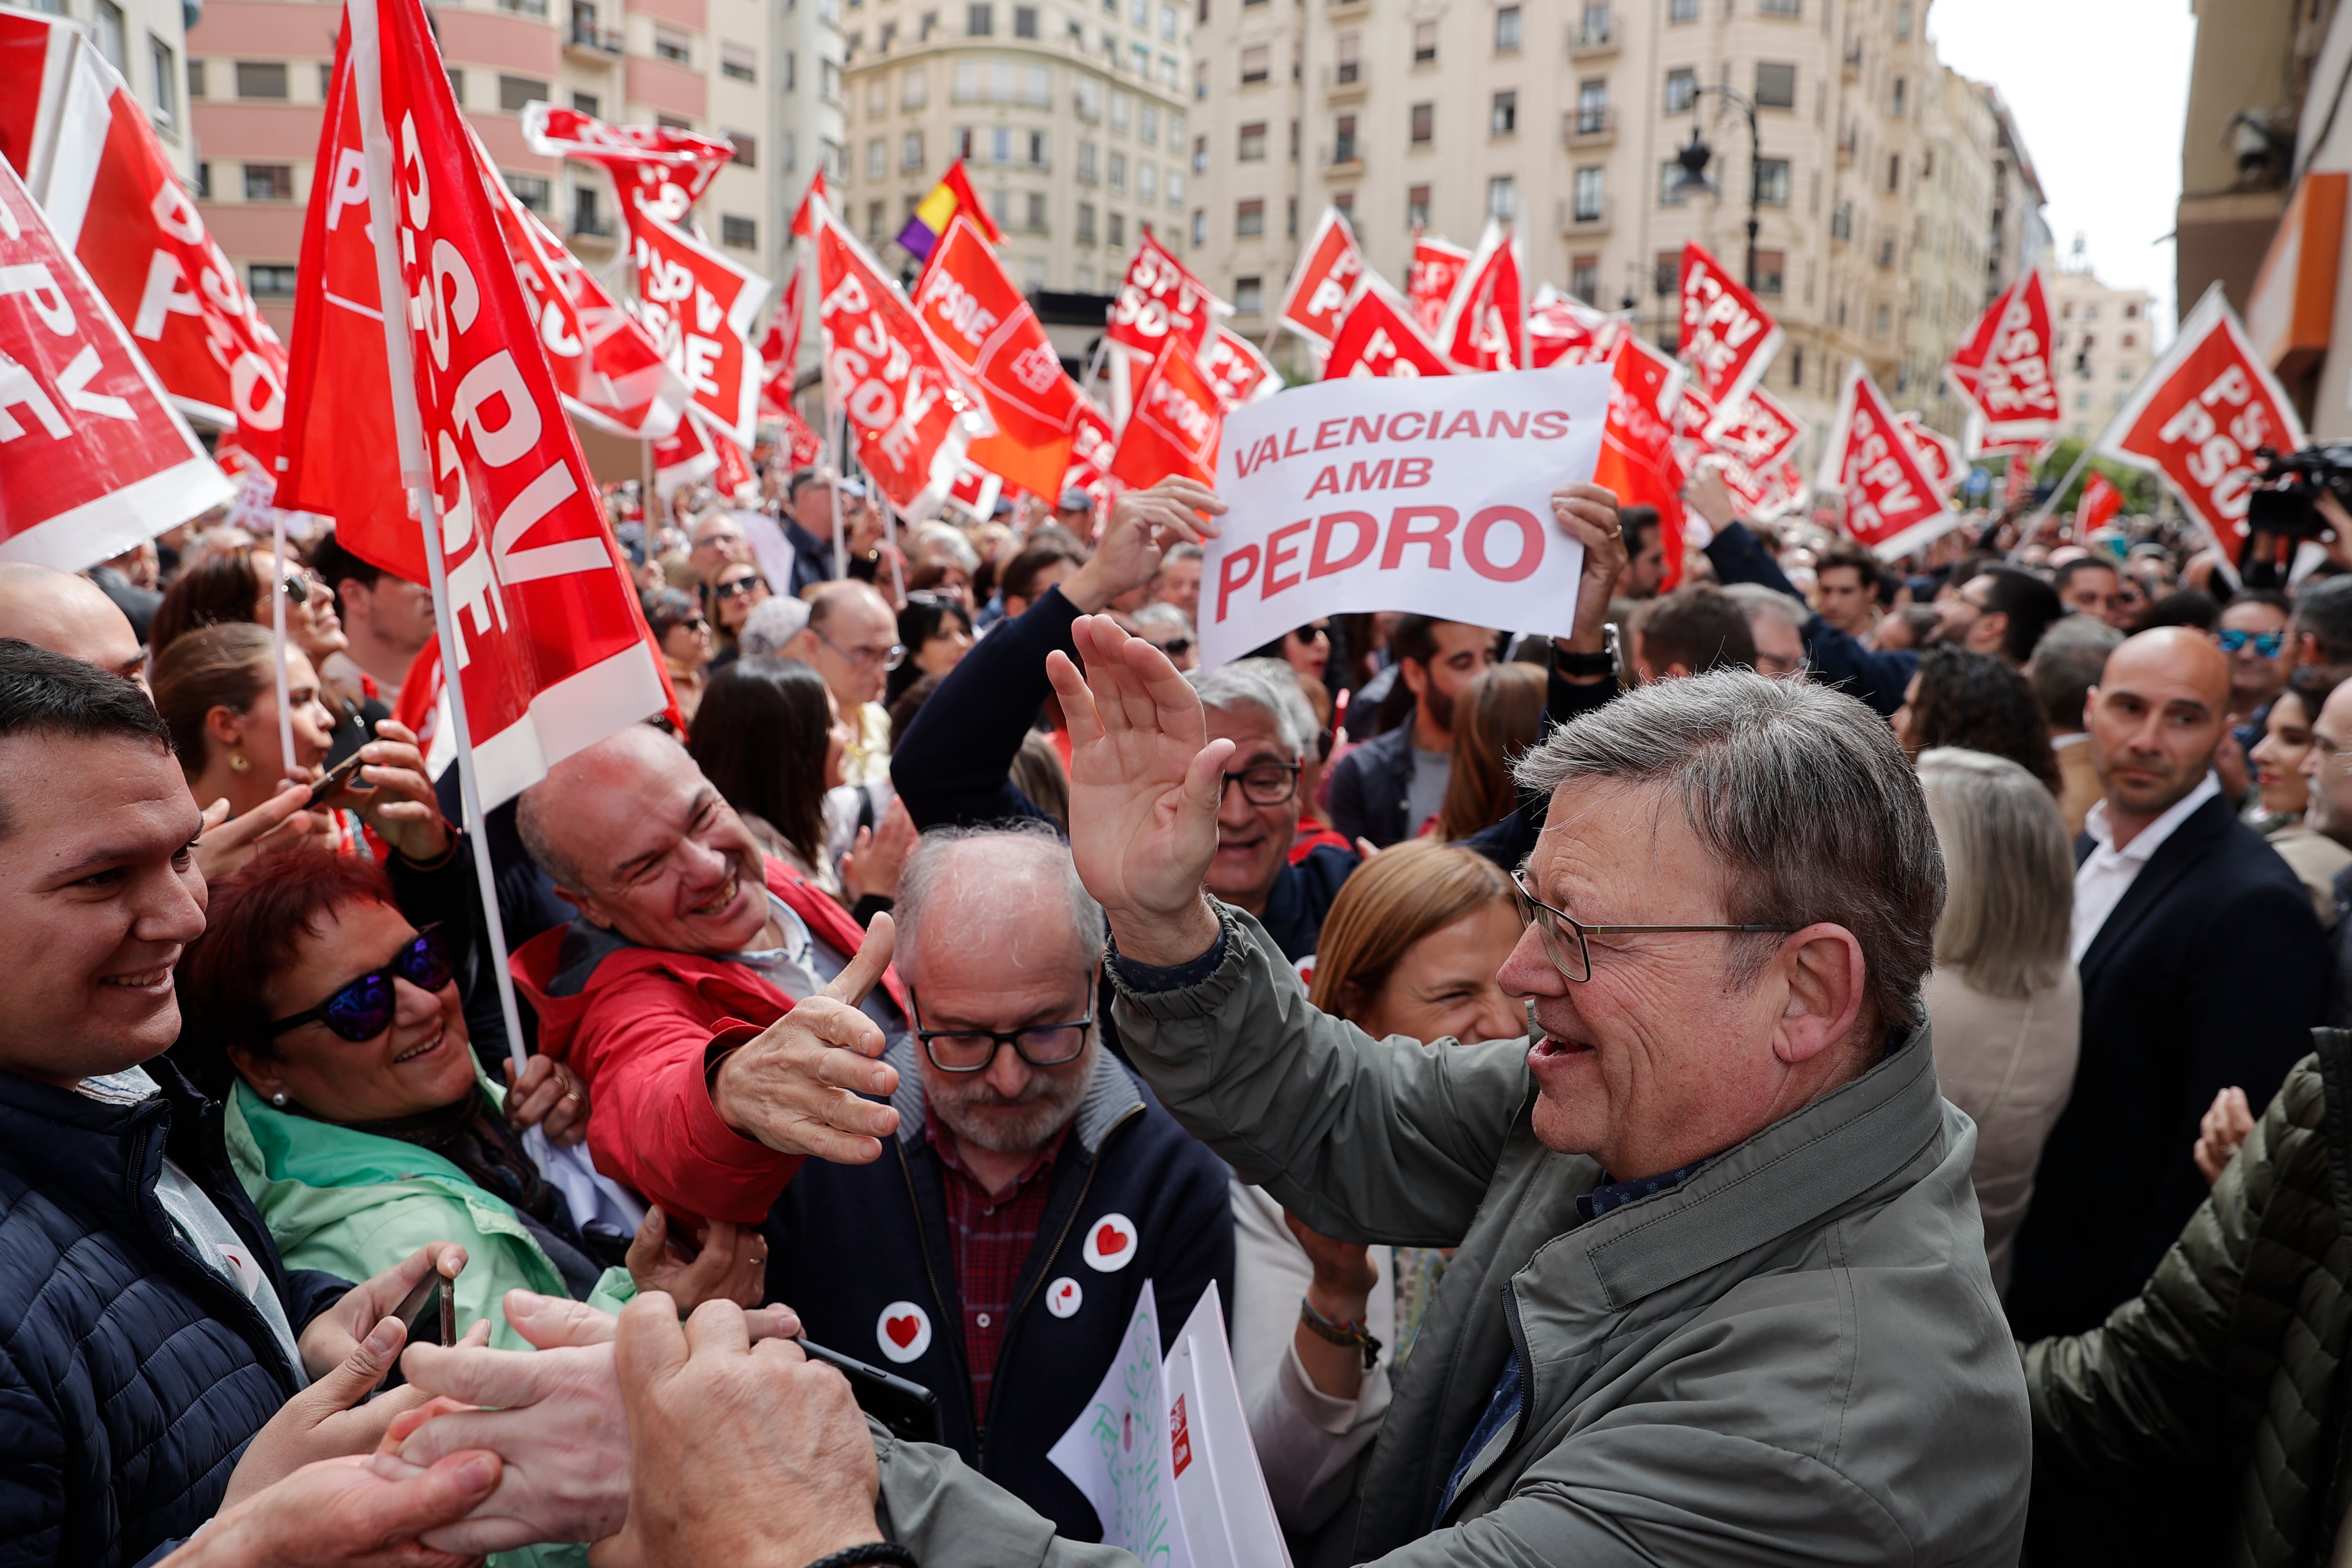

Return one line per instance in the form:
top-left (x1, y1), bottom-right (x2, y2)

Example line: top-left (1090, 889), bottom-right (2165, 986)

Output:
top-left (1508, 871), bottom-right (1797, 983)
top-left (267, 929), bottom-right (453, 1041)
top-left (281, 570), bottom-right (322, 603)
top-left (815, 627), bottom-right (908, 671)
top-left (910, 992), bottom-right (1093, 1073)
top-left (1154, 636), bottom-right (1194, 657)
top-left (2217, 628), bottom-right (2285, 659)
top-left (665, 615), bottom-right (710, 635)
top-left (713, 576), bottom-right (766, 601)
top-left (1221, 761), bottom-right (1300, 806)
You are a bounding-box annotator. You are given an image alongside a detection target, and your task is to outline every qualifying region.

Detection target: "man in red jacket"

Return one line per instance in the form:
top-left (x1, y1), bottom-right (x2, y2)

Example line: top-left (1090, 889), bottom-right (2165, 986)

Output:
top-left (511, 725), bottom-right (908, 1226)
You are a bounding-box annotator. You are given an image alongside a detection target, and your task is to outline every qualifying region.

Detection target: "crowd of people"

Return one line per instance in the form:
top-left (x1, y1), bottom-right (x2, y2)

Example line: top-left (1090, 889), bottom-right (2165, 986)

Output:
top-left (11, 445), bottom-right (2352, 1568)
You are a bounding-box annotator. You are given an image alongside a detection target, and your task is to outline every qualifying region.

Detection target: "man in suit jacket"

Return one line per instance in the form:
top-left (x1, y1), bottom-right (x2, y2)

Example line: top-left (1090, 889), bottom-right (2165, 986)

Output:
top-left (2007, 627), bottom-right (2328, 1341)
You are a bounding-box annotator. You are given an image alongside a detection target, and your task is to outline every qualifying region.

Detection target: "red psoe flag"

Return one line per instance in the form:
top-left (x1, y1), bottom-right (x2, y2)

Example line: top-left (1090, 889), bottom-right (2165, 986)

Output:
top-left (1593, 334), bottom-right (1690, 593)
top-left (1712, 386), bottom-right (1805, 476)
top-left (1897, 412), bottom-right (1965, 501)
top-left (1107, 336), bottom-right (1222, 490)
top-left (1972, 270), bottom-right (2062, 448)
top-left (0, 154), bottom-right (232, 567)
top-left (1527, 285), bottom-right (1622, 368)
top-left (651, 409), bottom-right (718, 497)
top-left (1406, 235), bottom-right (1469, 341)
top-left (1678, 241), bottom-right (1784, 438)
top-left (349, 0), bottom-right (674, 804)
top-left (522, 103), bottom-right (733, 239)
top-left (1817, 360), bottom-right (1962, 560)
top-left (1325, 276), bottom-right (1453, 379)
top-left (1106, 229), bottom-right (1219, 362)
top-left (1062, 399), bottom-right (1116, 499)
top-left (759, 264), bottom-right (803, 416)
top-left (914, 214), bottom-right (1080, 499)
top-left (2096, 281), bottom-right (2306, 554)
top-left (1944, 277), bottom-right (2013, 412)
top-left (631, 208), bottom-right (769, 449)
top-left (1201, 325), bottom-right (1280, 409)
top-left (1274, 207), bottom-right (1366, 353)
top-left (2077, 470), bottom-right (2124, 533)
top-left (1436, 219), bottom-right (1526, 372)
top-left (812, 197), bottom-right (978, 517)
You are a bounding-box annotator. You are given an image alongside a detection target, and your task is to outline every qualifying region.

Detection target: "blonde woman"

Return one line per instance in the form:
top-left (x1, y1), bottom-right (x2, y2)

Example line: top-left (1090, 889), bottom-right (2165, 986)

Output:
top-left (1917, 746), bottom-right (2082, 1295)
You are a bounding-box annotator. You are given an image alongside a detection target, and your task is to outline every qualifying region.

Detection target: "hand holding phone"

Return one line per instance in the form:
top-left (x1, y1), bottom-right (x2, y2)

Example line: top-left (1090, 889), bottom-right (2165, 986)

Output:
top-left (303, 750), bottom-right (371, 810)
top-left (393, 1271), bottom-right (457, 1348)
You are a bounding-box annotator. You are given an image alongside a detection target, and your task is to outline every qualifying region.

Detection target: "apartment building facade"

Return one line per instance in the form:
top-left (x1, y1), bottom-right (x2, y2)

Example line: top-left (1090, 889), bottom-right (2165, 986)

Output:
top-left (3, 0), bottom-right (198, 177)
top-left (1897, 63), bottom-right (1995, 436)
top-left (1186, 0), bottom-right (2039, 449)
top-left (2046, 265), bottom-right (2156, 444)
top-left (186, 0), bottom-right (787, 335)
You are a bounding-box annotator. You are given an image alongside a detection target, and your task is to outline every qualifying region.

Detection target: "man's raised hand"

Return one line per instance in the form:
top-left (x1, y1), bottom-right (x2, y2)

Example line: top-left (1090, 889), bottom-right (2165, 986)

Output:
top-left (1046, 615), bottom-right (1230, 966)
top-left (708, 913), bottom-right (902, 1163)
top-left (1062, 476), bottom-right (1228, 613)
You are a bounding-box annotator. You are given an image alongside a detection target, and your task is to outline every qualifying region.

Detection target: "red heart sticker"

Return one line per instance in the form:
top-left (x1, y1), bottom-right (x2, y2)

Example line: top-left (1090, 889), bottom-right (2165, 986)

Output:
top-left (1083, 1212), bottom-right (1138, 1272)
top-left (1096, 1222), bottom-right (1128, 1255)
top-left (874, 1299), bottom-right (930, 1362)
top-left (886, 1315), bottom-right (920, 1347)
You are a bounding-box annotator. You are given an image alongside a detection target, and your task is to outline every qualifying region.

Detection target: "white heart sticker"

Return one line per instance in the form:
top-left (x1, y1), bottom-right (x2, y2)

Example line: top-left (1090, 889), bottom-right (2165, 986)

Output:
top-left (875, 1299), bottom-right (932, 1363)
top-left (1081, 1212), bottom-right (1138, 1273)
top-left (1045, 1276), bottom-right (1084, 1318)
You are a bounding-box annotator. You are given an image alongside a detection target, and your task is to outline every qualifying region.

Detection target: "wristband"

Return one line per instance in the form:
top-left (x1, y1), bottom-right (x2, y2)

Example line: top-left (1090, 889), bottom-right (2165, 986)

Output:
top-left (1552, 622), bottom-right (1621, 680)
top-left (802, 1545), bottom-right (918, 1568)
top-left (1298, 1295), bottom-right (1384, 1370)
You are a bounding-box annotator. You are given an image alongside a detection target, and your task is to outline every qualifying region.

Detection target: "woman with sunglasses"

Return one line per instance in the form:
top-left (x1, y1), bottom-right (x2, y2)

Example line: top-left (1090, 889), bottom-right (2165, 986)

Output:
top-left (889, 590), bottom-right (976, 706)
top-left (703, 560), bottom-right (771, 668)
top-left (173, 845), bottom-right (765, 1364)
top-left (644, 586), bottom-right (716, 726)
top-left (1251, 620), bottom-right (1333, 685)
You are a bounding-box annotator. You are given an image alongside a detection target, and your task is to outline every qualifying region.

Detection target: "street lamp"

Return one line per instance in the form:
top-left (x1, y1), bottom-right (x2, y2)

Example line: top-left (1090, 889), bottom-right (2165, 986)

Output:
top-left (1671, 87), bottom-right (1763, 296)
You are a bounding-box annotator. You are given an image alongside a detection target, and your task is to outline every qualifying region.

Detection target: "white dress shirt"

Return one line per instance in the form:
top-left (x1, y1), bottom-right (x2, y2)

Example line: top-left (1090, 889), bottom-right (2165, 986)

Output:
top-left (2071, 772), bottom-right (2221, 966)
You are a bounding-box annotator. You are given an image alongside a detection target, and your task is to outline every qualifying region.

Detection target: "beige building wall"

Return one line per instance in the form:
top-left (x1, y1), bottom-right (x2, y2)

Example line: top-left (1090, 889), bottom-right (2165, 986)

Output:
top-left (2047, 267), bottom-right (2156, 445)
top-left (1900, 63), bottom-right (1994, 436)
top-left (1185, 0), bottom-right (2026, 456)
top-left (3, 0), bottom-right (199, 180)
top-left (839, 0), bottom-right (1192, 293)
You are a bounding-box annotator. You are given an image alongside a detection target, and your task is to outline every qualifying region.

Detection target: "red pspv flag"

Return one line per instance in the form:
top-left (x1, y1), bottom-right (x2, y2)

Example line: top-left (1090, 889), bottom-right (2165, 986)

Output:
top-left (1325, 276), bottom-right (1453, 379)
top-left (1406, 235), bottom-right (1469, 341)
top-left (1274, 207), bottom-right (1366, 353)
top-left (0, 151), bottom-right (231, 567)
top-left (2077, 470), bottom-right (2124, 533)
top-left (914, 214), bottom-right (1082, 499)
top-left (630, 206), bottom-right (770, 449)
top-left (344, 0), bottom-right (674, 804)
top-left (1435, 219), bottom-right (1526, 372)
top-left (1897, 412), bottom-right (1965, 501)
top-left (1969, 269), bottom-right (2061, 449)
top-left (1678, 241), bottom-right (1784, 438)
top-left (2096, 282), bottom-right (2304, 555)
top-left (1106, 229), bottom-right (1219, 363)
top-left (1527, 285), bottom-right (1622, 368)
top-left (1817, 359), bottom-right (1961, 560)
top-left (1107, 337), bottom-right (1222, 490)
top-left (1944, 278), bottom-right (2012, 413)
top-left (1062, 400), bottom-right (1117, 499)
top-left (1592, 334), bottom-right (1689, 592)
top-left (522, 102), bottom-right (734, 242)
top-left (1200, 325), bottom-right (1280, 409)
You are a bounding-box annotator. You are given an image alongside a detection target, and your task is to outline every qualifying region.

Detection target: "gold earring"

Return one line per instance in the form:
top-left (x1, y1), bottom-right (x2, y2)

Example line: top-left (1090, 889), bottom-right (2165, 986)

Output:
top-left (227, 752), bottom-right (251, 773)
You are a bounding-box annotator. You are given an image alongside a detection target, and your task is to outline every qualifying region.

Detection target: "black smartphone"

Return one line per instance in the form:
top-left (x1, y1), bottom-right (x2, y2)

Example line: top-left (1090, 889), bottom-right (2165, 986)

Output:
top-left (797, 1338), bottom-right (940, 1444)
top-left (303, 750), bottom-right (370, 810)
top-left (392, 1272), bottom-right (456, 1348)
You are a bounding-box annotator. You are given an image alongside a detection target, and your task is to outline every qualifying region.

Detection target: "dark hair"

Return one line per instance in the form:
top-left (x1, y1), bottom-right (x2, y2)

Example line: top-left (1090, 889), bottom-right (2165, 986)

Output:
top-left (888, 669), bottom-right (946, 746)
top-left (1963, 566), bottom-right (2065, 664)
top-left (788, 468), bottom-right (827, 503)
top-left (1619, 505), bottom-right (1661, 558)
top-left (1813, 539), bottom-right (1879, 593)
top-left (2027, 616), bottom-right (2121, 733)
top-left (150, 548), bottom-right (268, 659)
top-left (1000, 540), bottom-right (1082, 609)
top-left (151, 622), bottom-right (276, 779)
top-left (643, 587), bottom-right (704, 642)
top-left (1907, 648), bottom-right (2058, 792)
top-left (2295, 577), bottom-right (2352, 666)
top-left (2288, 661), bottom-right (2347, 720)
top-left (686, 656), bottom-right (832, 869)
top-left (2052, 557), bottom-right (2120, 595)
top-left (308, 530), bottom-right (384, 612)
top-left (171, 845), bottom-right (399, 1093)
top-left (2138, 588), bottom-right (2220, 633)
top-left (1390, 614), bottom-right (1438, 670)
top-left (890, 594), bottom-right (973, 705)
top-left (0, 639), bottom-right (174, 839)
top-left (1635, 585), bottom-right (1757, 675)
top-left (2226, 587), bottom-right (2292, 619)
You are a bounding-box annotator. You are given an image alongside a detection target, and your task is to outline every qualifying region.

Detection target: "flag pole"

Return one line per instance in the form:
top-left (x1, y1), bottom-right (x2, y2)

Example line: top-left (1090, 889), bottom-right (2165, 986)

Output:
top-left (880, 494), bottom-right (906, 607)
top-left (2008, 442), bottom-right (2098, 561)
top-left (269, 511), bottom-right (296, 780)
top-left (347, 0), bottom-right (531, 1083)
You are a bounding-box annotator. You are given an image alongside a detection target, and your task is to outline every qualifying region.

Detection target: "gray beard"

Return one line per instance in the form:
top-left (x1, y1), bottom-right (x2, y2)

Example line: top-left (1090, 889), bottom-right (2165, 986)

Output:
top-left (927, 1036), bottom-right (1095, 1155)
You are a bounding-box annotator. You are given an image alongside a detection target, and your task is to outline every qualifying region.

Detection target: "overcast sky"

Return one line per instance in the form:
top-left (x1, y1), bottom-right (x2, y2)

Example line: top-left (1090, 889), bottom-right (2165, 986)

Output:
top-left (1929, 0), bottom-right (2199, 341)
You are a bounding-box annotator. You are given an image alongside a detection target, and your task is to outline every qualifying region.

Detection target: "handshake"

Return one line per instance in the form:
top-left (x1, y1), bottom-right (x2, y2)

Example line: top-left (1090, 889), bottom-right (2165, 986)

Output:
top-left (169, 1291), bottom-right (887, 1568)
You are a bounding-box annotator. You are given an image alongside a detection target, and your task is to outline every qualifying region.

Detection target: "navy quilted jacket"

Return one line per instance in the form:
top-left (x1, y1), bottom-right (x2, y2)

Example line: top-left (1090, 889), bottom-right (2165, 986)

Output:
top-left (0, 1059), bottom-right (349, 1568)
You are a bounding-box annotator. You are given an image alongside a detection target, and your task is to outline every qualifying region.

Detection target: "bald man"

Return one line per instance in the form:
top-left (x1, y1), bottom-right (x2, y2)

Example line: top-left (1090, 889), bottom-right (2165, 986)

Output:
top-left (2007, 626), bottom-right (2329, 1342)
top-left (0, 562), bottom-right (148, 690)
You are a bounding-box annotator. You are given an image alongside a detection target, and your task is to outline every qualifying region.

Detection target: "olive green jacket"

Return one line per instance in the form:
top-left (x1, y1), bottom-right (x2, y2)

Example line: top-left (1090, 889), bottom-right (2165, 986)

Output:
top-left (871, 905), bottom-right (2031, 1566)
top-left (2026, 1033), bottom-right (2352, 1568)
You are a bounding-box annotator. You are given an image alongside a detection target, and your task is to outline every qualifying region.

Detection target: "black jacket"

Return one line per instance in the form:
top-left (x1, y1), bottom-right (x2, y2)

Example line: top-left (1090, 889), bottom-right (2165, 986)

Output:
top-left (891, 586), bottom-right (1359, 960)
top-left (0, 1059), bottom-right (349, 1568)
top-left (1701, 521), bottom-right (1917, 717)
top-left (1325, 723), bottom-right (1418, 849)
top-left (2007, 792), bottom-right (2331, 1339)
top-left (764, 1040), bottom-right (1233, 1542)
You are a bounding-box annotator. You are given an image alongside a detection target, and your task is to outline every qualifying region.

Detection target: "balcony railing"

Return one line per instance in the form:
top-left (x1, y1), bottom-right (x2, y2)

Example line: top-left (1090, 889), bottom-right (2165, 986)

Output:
top-left (567, 22), bottom-right (622, 53)
top-left (1568, 19), bottom-right (1616, 53)
top-left (1564, 106), bottom-right (1613, 142)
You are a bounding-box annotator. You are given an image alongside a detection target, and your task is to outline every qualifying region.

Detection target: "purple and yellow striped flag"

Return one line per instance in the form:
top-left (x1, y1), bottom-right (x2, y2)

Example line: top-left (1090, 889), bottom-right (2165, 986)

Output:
top-left (896, 159), bottom-right (1003, 261)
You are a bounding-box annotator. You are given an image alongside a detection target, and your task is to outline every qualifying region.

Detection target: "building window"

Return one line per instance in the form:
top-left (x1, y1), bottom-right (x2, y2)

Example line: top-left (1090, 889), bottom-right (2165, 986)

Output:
top-left (656, 115), bottom-right (691, 131)
top-left (1877, 234), bottom-right (1896, 268)
top-left (1760, 0), bottom-right (1798, 12)
top-left (572, 185), bottom-right (604, 234)
top-left (1574, 79), bottom-right (1607, 134)
top-left (1874, 302), bottom-right (1891, 336)
top-left (1565, 254), bottom-right (1597, 302)
top-left (1886, 152), bottom-right (1900, 192)
top-left (1288, 196), bottom-right (1298, 236)
top-left (1133, 41), bottom-right (1151, 74)
top-left (1109, 150), bottom-right (1127, 188)
top-left (1078, 140), bottom-right (1097, 179)
top-left (1141, 104), bottom-right (1160, 145)
top-left (1334, 115), bottom-right (1357, 163)
top-left (990, 125), bottom-right (1011, 163)
top-left (1669, 0), bottom-right (1696, 19)
top-left (188, 58), bottom-right (207, 98)
top-left (1240, 44), bottom-right (1269, 85)
top-left (1753, 248), bottom-right (1785, 295)
top-left (1022, 190), bottom-right (1045, 230)
top-left (1789, 345), bottom-right (1804, 386)
top-left (498, 75), bottom-right (548, 112)
top-left (1191, 207), bottom-right (1205, 244)
top-left (1490, 174), bottom-right (1518, 221)
top-left (722, 214), bottom-right (758, 248)
top-left (1754, 62), bottom-right (1795, 109)
top-left (1652, 251), bottom-right (1678, 296)
top-left (497, 0), bottom-right (550, 16)
top-left (1112, 90), bottom-right (1129, 130)
top-left (1015, 3), bottom-right (1038, 33)
top-left (722, 42), bottom-right (758, 80)
top-left (1235, 275), bottom-right (1263, 314)
top-left (1891, 76), bottom-right (1906, 116)
top-left (1238, 121), bottom-right (1267, 160)
top-left (1830, 199), bottom-right (1852, 240)
top-left (1236, 197), bottom-right (1264, 236)
top-left (1490, 91), bottom-right (1516, 135)
top-left (93, 0), bottom-right (125, 70)
top-left (235, 60), bottom-right (288, 99)
top-left (968, 1), bottom-right (993, 31)
top-left (868, 138), bottom-right (887, 179)
top-left (653, 28), bottom-right (690, 62)
top-left (1410, 101), bottom-right (1433, 143)
top-left (1569, 167), bottom-right (1600, 222)
top-left (1413, 20), bottom-right (1436, 62)
top-left (508, 172), bottom-right (552, 212)
top-left (1407, 182), bottom-right (1430, 226)
top-left (1893, 0), bottom-right (1909, 35)
top-left (193, 162), bottom-right (210, 199)
top-left (1664, 67), bottom-right (1695, 114)
top-left (1108, 211), bottom-right (1125, 246)
top-left (148, 37), bottom-right (177, 129)
top-left (1168, 169), bottom-right (1184, 205)
top-left (902, 130), bottom-right (923, 171)
top-left (1579, 2), bottom-right (1610, 43)
top-left (1335, 31), bottom-right (1359, 83)
top-left (1077, 201), bottom-right (1097, 241)
top-left (1493, 5), bottom-right (1520, 51)
top-left (248, 263), bottom-right (299, 296)
top-left (242, 163), bottom-right (293, 201)
top-left (1753, 157), bottom-right (1789, 206)
top-left (1029, 129), bottom-right (1048, 166)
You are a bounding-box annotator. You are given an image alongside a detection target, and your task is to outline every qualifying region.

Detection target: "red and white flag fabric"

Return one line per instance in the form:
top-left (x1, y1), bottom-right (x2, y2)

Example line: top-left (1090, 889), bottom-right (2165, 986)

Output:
top-left (1527, 285), bottom-right (1622, 368)
top-left (2096, 281), bottom-right (2306, 555)
top-left (710, 413), bottom-right (756, 502)
top-left (1200, 325), bottom-right (1280, 409)
top-left (0, 153), bottom-right (231, 568)
top-left (914, 214), bottom-right (1081, 499)
top-left (1816, 360), bottom-right (1961, 560)
top-left (1107, 336), bottom-right (1222, 491)
top-left (2076, 470), bottom-right (2125, 533)
top-left (1965, 269), bottom-right (2061, 449)
top-left (2004, 450), bottom-right (2036, 511)
top-left (1062, 400), bottom-right (1117, 500)
top-left (1106, 230), bottom-right (1219, 362)
top-left (1274, 207), bottom-right (1366, 353)
top-left (345, 0), bottom-right (674, 805)
top-left (811, 197), bottom-right (981, 518)
top-left (630, 206), bottom-right (770, 449)
top-left (651, 410), bottom-right (719, 498)
top-left (1435, 219), bottom-right (1526, 372)
top-left (1944, 278), bottom-right (2010, 412)
top-left (1897, 412), bottom-right (1965, 501)
top-left (1406, 235), bottom-right (1470, 341)
top-left (1325, 276), bottom-right (1452, 380)
top-left (1678, 241), bottom-right (1784, 439)
top-left (1711, 386), bottom-right (1804, 477)
top-left (1593, 334), bottom-right (1689, 593)
top-left (789, 170), bottom-right (829, 240)
top-left (0, 10), bottom-right (290, 467)
top-left (522, 103), bottom-right (733, 240)
top-left (760, 266), bottom-right (803, 416)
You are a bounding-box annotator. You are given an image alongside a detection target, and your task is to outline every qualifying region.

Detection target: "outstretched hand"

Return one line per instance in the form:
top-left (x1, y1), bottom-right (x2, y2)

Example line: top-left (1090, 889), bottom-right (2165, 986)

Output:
top-left (1045, 615), bottom-right (1230, 967)
top-left (708, 914), bottom-right (901, 1163)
